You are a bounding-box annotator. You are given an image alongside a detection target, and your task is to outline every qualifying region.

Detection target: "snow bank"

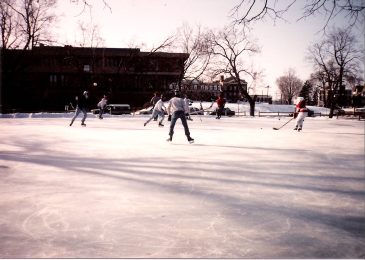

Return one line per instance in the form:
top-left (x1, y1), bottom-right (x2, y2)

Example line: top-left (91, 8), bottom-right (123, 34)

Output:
top-left (0, 102), bottom-right (332, 118)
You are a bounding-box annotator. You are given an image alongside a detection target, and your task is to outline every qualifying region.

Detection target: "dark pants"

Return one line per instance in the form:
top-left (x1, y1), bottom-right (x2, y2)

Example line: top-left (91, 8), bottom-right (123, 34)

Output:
top-left (99, 106), bottom-right (106, 118)
top-left (217, 106), bottom-right (224, 118)
top-left (169, 110), bottom-right (191, 137)
top-left (70, 106), bottom-right (87, 125)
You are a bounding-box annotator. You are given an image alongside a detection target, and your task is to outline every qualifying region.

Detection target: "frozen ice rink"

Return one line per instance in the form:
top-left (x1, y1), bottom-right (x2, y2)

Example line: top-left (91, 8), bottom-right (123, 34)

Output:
top-left (0, 115), bottom-right (364, 258)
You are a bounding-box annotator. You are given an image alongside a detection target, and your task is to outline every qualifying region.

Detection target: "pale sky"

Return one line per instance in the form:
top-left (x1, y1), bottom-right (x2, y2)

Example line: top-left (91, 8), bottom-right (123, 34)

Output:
top-left (54, 0), bottom-right (364, 98)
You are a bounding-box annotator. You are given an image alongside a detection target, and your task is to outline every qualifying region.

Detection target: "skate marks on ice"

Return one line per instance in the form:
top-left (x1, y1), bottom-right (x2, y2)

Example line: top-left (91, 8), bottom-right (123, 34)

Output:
top-left (13, 193), bottom-right (294, 258)
top-left (21, 206), bottom-right (70, 240)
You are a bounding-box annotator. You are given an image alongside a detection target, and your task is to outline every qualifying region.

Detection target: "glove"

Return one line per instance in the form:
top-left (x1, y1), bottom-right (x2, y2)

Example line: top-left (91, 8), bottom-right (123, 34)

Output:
top-left (293, 112), bottom-right (298, 119)
top-left (168, 115), bottom-right (171, 121)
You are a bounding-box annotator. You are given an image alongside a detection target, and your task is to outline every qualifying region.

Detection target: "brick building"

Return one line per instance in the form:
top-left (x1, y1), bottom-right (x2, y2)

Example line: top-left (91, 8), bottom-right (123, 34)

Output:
top-left (0, 45), bottom-right (188, 112)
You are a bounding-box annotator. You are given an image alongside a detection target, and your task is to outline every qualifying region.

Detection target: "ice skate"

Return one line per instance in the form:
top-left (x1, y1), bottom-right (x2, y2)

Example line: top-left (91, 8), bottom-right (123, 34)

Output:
top-left (158, 122), bottom-right (164, 127)
top-left (166, 136), bottom-right (172, 142)
top-left (81, 123), bottom-right (86, 127)
top-left (187, 136), bottom-right (194, 143)
top-left (293, 125), bottom-right (298, 130)
top-left (297, 127), bottom-right (302, 132)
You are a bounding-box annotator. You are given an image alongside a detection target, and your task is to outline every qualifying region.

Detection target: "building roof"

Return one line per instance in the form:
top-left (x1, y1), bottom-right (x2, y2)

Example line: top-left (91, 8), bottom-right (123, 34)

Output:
top-left (30, 45), bottom-right (189, 59)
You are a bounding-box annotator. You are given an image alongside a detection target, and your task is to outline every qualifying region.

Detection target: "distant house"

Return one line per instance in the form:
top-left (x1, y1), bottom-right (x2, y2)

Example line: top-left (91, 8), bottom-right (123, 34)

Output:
top-left (179, 76), bottom-right (248, 102)
top-left (0, 45), bottom-right (188, 112)
top-left (180, 79), bottom-right (222, 101)
top-left (219, 76), bottom-right (248, 102)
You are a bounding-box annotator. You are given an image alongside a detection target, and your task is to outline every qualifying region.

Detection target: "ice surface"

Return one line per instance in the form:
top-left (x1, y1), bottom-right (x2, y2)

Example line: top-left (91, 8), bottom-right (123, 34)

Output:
top-left (0, 105), bottom-right (364, 258)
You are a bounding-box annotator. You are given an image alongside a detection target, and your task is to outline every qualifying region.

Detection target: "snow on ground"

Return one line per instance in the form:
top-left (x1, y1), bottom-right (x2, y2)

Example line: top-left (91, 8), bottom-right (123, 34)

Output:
top-left (0, 101), bottom-right (332, 118)
top-left (0, 105), bottom-right (364, 258)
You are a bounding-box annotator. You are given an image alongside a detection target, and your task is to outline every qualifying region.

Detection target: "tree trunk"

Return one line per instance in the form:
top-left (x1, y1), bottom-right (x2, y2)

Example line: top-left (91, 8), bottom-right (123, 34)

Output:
top-left (329, 101), bottom-right (335, 118)
top-left (328, 89), bottom-right (337, 118)
top-left (238, 86), bottom-right (255, 116)
top-left (248, 98), bottom-right (255, 116)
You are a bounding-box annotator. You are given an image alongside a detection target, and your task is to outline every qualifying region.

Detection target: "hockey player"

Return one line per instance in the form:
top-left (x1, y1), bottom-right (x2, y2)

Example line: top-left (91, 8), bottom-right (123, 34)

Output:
top-left (166, 90), bottom-right (194, 143)
top-left (144, 94), bottom-right (166, 127)
top-left (97, 94), bottom-right (108, 119)
top-left (293, 97), bottom-right (309, 131)
top-left (150, 92), bottom-right (160, 121)
top-left (70, 90), bottom-right (89, 127)
top-left (150, 92), bottom-right (160, 108)
top-left (215, 92), bottom-right (226, 119)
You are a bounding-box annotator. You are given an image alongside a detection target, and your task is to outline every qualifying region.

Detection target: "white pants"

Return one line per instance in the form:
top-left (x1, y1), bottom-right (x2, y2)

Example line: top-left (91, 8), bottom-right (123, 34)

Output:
top-left (145, 109), bottom-right (165, 125)
top-left (296, 112), bottom-right (308, 129)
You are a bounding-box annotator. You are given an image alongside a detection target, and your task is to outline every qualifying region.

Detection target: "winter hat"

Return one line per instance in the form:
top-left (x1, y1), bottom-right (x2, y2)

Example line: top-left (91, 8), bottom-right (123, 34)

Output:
top-left (296, 97), bottom-right (304, 104)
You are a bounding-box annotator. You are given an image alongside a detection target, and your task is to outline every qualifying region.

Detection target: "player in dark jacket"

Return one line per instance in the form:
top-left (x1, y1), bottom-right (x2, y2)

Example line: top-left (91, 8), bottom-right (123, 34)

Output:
top-left (69, 91), bottom-right (89, 126)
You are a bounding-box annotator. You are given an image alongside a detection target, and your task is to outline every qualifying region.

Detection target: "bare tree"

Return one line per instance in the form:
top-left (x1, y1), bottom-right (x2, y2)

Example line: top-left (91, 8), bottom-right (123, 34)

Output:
top-left (70, 0), bottom-right (112, 15)
top-left (230, 0), bottom-right (365, 31)
top-left (76, 21), bottom-right (104, 48)
top-left (206, 25), bottom-right (260, 116)
top-left (123, 35), bottom-right (176, 75)
top-left (0, 0), bottom-right (21, 49)
top-left (130, 24), bottom-right (210, 92)
top-left (2, 0), bottom-right (57, 50)
top-left (307, 27), bottom-right (363, 117)
top-left (174, 23), bottom-right (211, 86)
top-left (276, 68), bottom-right (303, 104)
top-left (126, 35), bottom-right (176, 55)
top-left (309, 70), bottom-right (329, 106)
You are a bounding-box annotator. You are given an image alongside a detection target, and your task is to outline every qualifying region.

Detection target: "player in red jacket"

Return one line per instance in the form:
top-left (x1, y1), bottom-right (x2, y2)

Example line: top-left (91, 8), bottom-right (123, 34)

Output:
top-left (294, 97), bottom-right (309, 131)
top-left (215, 93), bottom-right (226, 119)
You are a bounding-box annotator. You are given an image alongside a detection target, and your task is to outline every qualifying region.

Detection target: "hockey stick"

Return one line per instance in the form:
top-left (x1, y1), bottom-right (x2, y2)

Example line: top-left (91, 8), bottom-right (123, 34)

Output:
top-left (189, 105), bottom-right (215, 116)
top-left (190, 107), bottom-right (212, 123)
top-left (69, 102), bottom-right (75, 110)
top-left (187, 102), bottom-right (215, 122)
top-left (273, 117), bottom-right (294, 130)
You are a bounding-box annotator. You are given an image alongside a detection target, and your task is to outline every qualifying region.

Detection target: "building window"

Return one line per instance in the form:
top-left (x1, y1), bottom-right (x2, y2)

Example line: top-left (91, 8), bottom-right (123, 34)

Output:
top-left (106, 57), bottom-right (120, 67)
top-left (83, 65), bottom-right (91, 72)
top-left (49, 75), bottom-right (57, 87)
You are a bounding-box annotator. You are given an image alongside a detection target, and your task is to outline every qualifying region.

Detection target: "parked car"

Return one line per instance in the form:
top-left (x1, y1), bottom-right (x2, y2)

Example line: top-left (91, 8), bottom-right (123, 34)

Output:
top-left (92, 104), bottom-right (131, 115)
top-left (334, 107), bottom-right (345, 115)
top-left (355, 107), bottom-right (365, 113)
top-left (108, 104), bottom-right (131, 114)
top-left (355, 107), bottom-right (365, 119)
top-left (209, 107), bottom-right (235, 116)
